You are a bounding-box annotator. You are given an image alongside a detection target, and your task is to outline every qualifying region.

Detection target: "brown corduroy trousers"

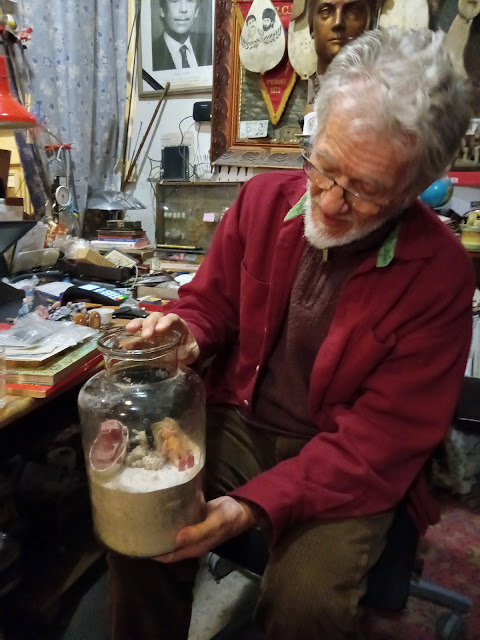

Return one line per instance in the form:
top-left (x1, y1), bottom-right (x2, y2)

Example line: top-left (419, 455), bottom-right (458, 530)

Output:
top-left (108, 405), bottom-right (393, 640)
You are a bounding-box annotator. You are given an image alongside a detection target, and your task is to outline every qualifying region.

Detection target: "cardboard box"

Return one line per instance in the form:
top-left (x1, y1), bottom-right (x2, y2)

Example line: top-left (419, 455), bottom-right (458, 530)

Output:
top-left (74, 247), bottom-right (116, 268)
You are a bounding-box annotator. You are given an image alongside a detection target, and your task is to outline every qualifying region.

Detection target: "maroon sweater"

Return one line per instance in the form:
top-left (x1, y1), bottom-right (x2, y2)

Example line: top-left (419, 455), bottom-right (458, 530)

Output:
top-left (254, 225), bottom-right (395, 437)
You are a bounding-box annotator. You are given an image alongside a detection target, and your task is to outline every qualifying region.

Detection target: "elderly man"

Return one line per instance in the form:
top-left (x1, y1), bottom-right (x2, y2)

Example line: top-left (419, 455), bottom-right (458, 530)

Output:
top-left (111, 29), bottom-right (475, 640)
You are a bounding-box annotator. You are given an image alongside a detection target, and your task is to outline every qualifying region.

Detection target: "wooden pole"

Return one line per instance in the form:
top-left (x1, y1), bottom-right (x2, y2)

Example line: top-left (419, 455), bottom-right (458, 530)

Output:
top-left (120, 0), bottom-right (141, 186)
top-left (121, 82), bottom-right (170, 191)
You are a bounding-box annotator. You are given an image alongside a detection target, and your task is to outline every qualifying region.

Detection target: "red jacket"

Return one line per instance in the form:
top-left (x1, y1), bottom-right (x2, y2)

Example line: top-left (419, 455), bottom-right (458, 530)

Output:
top-left (171, 171), bottom-right (475, 544)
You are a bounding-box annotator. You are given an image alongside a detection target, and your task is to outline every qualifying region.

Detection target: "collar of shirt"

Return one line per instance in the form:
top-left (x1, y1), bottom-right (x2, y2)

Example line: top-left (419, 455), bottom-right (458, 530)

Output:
top-left (163, 32), bottom-right (198, 68)
top-left (283, 192), bottom-right (402, 268)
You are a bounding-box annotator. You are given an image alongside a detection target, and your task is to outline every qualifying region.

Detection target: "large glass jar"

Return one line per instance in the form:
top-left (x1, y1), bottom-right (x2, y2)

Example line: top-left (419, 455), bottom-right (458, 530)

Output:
top-left (78, 328), bottom-right (205, 557)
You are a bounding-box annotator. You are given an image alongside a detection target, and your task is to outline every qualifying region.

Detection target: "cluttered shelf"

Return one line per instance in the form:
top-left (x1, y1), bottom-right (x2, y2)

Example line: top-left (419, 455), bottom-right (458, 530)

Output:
top-left (155, 180), bottom-right (242, 247)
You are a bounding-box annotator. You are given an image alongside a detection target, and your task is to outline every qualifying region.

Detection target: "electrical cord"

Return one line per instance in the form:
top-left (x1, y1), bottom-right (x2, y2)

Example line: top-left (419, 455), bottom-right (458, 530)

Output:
top-left (154, 115), bottom-right (197, 208)
top-left (178, 115), bottom-right (196, 178)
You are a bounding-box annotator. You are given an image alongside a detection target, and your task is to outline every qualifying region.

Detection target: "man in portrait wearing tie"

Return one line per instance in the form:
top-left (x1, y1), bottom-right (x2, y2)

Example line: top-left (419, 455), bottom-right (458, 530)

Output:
top-left (152, 0), bottom-right (212, 71)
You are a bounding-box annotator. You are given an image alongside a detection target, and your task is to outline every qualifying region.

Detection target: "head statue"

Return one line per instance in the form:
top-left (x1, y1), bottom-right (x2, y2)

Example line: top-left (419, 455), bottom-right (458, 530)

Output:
top-left (308, 0), bottom-right (375, 76)
top-left (311, 28), bottom-right (473, 204)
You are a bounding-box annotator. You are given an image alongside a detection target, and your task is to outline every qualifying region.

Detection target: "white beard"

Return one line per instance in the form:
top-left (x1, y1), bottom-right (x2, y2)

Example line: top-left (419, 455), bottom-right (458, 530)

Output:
top-left (303, 189), bottom-right (395, 249)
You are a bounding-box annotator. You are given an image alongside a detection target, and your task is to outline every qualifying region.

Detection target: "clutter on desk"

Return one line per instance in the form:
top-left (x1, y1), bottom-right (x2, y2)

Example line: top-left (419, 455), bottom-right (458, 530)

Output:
top-left (151, 244), bottom-right (205, 276)
top-left (5, 339), bottom-right (100, 385)
top-left (87, 307), bottom-right (114, 327)
top-left (134, 272), bottom-right (182, 301)
top-left (88, 311), bottom-right (102, 330)
top-left (461, 208), bottom-right (480, 252)
top-left (59, 257), bottom-right (132, 285)
top-left (0, 315), bottom-right (96, 365)
top-left (0, 315), bottom-right (102, 398)
top-left (111, 305), bottom-right (148, 320)
top-left (89, 219), bottom-right (153, 254)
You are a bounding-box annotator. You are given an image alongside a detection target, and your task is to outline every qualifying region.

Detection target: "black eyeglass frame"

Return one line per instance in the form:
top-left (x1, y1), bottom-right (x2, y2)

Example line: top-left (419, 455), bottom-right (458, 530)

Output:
top-left (302, 155), bottom-right (389, 210)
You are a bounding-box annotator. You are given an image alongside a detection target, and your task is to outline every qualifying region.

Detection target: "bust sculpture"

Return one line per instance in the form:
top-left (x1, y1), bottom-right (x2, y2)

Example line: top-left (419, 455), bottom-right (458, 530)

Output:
top-left (308, 0), bottom-right (374, 77)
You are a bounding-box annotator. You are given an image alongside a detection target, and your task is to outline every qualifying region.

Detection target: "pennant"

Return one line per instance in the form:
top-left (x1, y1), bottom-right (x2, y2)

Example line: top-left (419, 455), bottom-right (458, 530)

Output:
top-left (239, 0), bottom-right (286, 73)
top-left (238, 1), bottom-right (297, 124)
top-left (378, 0), bottom-right (429, 29)
top-left (287, 1), bottom-right (316, 80)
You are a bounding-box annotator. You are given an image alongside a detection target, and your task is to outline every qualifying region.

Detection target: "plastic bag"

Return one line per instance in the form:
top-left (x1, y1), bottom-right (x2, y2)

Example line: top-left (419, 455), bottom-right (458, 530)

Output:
top-left (0, 314), bottom-right (96, 348)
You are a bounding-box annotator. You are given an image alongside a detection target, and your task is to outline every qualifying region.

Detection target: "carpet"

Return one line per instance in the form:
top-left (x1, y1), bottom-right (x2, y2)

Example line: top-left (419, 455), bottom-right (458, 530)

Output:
top-left (210, 492), bottom-right (480, 640)
top-left (366, 492), bottom-right (480, 640)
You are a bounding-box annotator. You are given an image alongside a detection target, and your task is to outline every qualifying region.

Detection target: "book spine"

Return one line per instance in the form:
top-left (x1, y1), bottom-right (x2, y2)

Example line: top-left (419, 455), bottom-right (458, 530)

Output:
top-left (160, 261), bottom-right (199, 272)
top-left (6, 354), bottom-right (103, 398)
top-left (91, 240), bottom-right (150, 250)
top-left (5, 347), bottom-right (99, 384)
top-left (97, 236), bottom-right (145, 240)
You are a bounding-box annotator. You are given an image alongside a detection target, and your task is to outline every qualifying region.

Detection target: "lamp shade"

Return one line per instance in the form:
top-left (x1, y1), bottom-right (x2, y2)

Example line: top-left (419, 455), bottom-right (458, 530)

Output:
top-left (86, 189), bottom-right (146, 211)
top-left (0, 56), bottom-right (37, 129)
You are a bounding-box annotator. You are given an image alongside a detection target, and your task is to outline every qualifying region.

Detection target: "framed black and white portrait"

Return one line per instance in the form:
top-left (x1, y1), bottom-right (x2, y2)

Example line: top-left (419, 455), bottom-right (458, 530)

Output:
top-left (138, 0), bottom-right (214, 96)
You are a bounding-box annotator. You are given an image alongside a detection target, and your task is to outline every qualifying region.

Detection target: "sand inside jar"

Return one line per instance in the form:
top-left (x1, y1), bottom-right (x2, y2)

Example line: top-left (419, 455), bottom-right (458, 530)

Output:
top-left (89, 445), bottom-right (204, 557)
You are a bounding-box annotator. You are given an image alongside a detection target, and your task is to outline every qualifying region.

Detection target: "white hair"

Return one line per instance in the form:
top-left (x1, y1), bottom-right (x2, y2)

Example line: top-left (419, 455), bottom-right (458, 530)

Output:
top-left (312, 28), bottom-right (473, 200)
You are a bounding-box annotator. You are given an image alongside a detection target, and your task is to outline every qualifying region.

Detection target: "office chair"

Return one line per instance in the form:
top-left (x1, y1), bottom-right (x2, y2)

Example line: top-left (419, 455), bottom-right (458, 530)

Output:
top-left (208, 501), bottom-right (473, 640)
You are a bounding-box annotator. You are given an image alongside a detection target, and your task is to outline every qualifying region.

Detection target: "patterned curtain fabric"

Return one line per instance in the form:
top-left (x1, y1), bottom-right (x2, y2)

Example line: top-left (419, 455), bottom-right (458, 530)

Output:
top-left (17, 0), bottom-right (128, 217)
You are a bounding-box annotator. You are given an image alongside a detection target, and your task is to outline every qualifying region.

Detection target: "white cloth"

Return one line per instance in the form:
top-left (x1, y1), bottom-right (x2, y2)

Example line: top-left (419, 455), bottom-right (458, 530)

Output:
top-left (164, 32), bottom-right (198, 68)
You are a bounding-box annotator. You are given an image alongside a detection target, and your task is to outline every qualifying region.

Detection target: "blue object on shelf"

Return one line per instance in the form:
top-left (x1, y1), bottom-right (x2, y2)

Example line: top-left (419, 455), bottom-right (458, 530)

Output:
top-left (419, 177), bottom-right (453, 208)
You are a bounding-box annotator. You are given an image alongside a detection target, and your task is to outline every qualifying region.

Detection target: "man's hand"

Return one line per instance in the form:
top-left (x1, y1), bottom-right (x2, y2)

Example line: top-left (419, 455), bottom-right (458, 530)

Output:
top-left (155, 497), bottom-right (258, 563)
top-left (126, 312), bottom-right (199, 366)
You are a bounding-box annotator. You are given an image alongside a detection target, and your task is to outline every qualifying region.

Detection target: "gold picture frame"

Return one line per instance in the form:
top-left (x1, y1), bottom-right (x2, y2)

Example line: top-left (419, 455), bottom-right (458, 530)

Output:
top-left (211, 0), bottom-right (306, 168)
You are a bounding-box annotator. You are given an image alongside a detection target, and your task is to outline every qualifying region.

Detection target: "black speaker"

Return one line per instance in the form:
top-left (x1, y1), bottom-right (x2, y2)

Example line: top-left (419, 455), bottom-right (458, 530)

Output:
top-left (162, 146), bottom-right (189, 181)
top-left (193, 101), bottom-right (212, 122)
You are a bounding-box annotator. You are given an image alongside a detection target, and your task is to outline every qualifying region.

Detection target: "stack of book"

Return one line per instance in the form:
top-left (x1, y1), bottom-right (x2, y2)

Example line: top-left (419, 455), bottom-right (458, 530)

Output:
top-left (90, 221), bottom-right (153, 253)
top-left (5, 339), bottom-right (103, 398)
top-left (155, 244), bottom-right (205, 273)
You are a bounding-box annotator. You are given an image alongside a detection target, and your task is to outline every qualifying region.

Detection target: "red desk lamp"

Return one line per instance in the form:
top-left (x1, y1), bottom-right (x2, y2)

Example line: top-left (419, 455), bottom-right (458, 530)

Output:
top-left (0, 54), bottom-right (36, 129)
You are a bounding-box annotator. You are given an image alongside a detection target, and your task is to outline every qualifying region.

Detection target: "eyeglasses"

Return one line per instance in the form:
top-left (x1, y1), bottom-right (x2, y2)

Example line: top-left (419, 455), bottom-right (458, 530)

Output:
top-left (302, 155), bottom-right (388, 214)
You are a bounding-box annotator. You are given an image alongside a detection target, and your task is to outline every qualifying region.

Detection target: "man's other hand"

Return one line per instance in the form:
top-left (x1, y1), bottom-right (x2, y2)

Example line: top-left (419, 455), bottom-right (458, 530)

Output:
top-left (126, 312), bottom-right (199, 366)
top-left (155, 497), bottom-right (258, 563)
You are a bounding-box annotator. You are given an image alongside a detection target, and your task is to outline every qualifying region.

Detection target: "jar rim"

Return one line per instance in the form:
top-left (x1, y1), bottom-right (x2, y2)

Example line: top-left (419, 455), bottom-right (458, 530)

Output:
top-left (97, 327), bottom-right (182, 360)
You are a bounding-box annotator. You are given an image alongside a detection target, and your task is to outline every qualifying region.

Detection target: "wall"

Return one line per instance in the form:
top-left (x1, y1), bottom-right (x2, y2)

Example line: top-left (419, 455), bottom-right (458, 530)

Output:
top-left (124, 92), bottom-right (212, 245)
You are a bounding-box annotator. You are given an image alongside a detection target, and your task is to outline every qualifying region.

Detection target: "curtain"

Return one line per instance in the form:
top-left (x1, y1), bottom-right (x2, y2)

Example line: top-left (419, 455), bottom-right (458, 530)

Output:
top-left (17, 0), bottom-right (129, 218)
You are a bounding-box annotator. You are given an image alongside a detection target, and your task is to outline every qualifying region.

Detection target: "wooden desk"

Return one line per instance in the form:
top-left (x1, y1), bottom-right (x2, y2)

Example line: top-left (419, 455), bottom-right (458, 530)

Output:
top-left (0, 318), bottom-right (130, 430)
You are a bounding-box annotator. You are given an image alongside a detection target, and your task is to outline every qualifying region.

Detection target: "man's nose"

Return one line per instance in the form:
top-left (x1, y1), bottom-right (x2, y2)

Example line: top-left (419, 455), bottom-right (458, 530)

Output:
top-left (332, 8), bottom-right (346, 29)
top-left (319, 185), bottom-right (349, 216)
top-left (179, 0), bottom-right (188, 12)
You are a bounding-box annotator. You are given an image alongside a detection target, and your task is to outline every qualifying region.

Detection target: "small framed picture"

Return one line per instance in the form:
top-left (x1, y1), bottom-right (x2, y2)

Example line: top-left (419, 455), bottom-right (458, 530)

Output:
top-left (138, 0), bottom-right (214, 97)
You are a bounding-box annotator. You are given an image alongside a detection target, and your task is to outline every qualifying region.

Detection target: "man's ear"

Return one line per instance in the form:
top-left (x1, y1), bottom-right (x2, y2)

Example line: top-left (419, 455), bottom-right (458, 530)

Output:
top-left (195, 6), bottom-right (200, 19)
top-left (159, 6), bottom-right (165, 19)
